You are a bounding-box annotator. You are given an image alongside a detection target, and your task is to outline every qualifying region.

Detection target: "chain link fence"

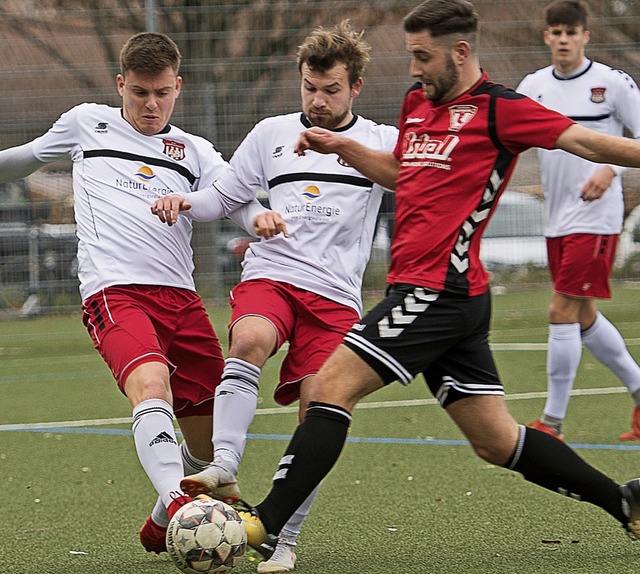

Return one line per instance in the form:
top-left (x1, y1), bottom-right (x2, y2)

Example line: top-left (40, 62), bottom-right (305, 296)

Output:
top-left (1, 0), bottom-right (640, 315)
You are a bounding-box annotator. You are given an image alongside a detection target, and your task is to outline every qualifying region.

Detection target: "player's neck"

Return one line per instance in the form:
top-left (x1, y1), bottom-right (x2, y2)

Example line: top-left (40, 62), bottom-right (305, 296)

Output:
top-left (554, 57), bottom-right (590, 79)
top-left (446, 68), bottom-right (482, 103)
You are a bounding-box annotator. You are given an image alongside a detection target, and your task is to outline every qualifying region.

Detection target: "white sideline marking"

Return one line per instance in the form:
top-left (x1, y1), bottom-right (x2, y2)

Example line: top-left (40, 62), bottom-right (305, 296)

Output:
top-left (0, 386), bottom-right (628, 431)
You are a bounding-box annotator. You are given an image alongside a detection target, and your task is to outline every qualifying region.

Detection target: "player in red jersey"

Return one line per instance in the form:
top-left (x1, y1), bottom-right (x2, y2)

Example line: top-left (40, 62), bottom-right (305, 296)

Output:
top-left (235, 0), bottom-right (640, 555)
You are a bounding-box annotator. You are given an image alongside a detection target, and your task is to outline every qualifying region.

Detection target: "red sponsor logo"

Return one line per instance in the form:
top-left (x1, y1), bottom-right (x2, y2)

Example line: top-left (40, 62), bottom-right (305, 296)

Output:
top-left (401, 132), bottom-right (459, 163)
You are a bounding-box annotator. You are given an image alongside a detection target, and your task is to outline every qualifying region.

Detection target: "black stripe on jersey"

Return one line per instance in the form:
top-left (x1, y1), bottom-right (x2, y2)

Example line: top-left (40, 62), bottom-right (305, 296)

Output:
top-left (568, 114), bottom-right (611, 122)
top-left (268, 172), bottom-right (372, 189)
top-left (83, 149), bottom-right (196, 184)
top-left (473, 81), bottom-right (520, 178)
top-left (444, 81), bottom-right (518, 294)
top-left (405, 81), bottom-right (424, 97)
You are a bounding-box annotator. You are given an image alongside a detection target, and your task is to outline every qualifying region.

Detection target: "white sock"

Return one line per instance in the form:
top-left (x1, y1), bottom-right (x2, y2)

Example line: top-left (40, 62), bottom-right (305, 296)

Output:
top-left (150, 441), bottom-right (210, 527)
top-left (278, 483), bottom-right (321, 546)
top-left (132, 399), bottom-right (184, 510)
top-left (582, 312), bottom-right (640, 395)
top-left (544, 323), bottom-right (582, 421)
top-left (212, 358), bottom-right (260, 476)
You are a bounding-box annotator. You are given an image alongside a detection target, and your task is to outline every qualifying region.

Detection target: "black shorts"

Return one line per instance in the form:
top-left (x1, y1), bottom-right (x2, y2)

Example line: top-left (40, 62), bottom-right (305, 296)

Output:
top-left (343, 284), bottom-right (503, 408)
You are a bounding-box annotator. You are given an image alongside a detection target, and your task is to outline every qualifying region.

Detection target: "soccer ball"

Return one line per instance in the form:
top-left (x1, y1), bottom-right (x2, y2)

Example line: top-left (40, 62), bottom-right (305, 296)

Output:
top-left (166, 497), bottom-right (247, 574)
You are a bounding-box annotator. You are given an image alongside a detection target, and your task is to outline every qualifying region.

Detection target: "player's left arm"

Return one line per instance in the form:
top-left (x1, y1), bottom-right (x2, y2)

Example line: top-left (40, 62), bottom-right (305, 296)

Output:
top-left (580, 165), bottom-right (616, 202)
top-left (554, 124), bottom-right (640, 170)
top-left (583, 70), bottom-right (640, 201)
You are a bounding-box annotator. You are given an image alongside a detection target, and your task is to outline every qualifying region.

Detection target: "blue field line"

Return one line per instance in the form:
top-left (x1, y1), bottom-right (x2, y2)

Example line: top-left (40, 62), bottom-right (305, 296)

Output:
top-left (2, 425), bottom-right (640, 451)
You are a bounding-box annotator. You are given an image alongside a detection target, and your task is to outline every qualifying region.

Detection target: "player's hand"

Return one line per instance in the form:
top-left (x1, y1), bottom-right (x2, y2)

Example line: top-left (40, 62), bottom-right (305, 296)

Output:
top-left (253, 210), bottom-right (288, 239)
top-left (151, 194), bottom-right (191, 226)
top-left (294, 127), bottom-right (341, 156)
top-left (580, 165), bottom-right (615, 201)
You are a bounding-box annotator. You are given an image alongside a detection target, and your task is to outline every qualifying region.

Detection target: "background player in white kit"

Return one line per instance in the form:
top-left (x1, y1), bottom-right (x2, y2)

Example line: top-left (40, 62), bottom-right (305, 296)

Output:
top-left (0, 32), bottom-right (283, 554)
top-left (517, 0), bottom-right (640, 441)
top-left (152, 20), bottom-right (398, 572)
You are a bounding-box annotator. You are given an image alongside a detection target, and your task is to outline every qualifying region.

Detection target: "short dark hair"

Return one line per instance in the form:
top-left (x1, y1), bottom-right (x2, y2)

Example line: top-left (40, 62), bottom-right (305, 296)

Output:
top-left (119, 32), bottom-right (182, 77)
top-left (403, 0), bottom-right (479, 38)
top-left (296, 20), bottom-right (371, 87)
top-left (544, 0), bottom-right (590, 29)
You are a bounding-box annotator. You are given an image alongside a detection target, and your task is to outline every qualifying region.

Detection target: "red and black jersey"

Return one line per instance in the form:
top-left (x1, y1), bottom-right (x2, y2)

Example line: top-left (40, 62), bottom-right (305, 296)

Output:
top-left (388, 70), bottom-right (574, 295)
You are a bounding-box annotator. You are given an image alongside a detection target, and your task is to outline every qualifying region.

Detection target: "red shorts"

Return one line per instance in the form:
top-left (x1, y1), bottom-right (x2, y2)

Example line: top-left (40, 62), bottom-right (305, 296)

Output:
top-left (546, 234), bottom-right (618, 299)
top-left (229, 279), bottom-right (359, 406)
top-left (82, 285), bottom-right (224, 417)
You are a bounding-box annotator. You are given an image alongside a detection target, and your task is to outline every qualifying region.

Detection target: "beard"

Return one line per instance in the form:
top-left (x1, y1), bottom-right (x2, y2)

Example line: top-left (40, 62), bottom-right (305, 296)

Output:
top-left (307, 107), bottom-right (350, 129)
top-left (424, 53), bottom-right (459, 105)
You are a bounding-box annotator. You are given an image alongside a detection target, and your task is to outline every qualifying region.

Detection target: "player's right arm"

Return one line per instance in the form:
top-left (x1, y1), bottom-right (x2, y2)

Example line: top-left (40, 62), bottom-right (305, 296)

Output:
top-left (0, 106), bottom-right (81, 183)
top-left (151, 189), bottom-right (287, 239)
top-left (151, 193), bottom-right (192, 224)
top-left (0, 142), bottom-right (48, 183)
top-left (295, 126), bottom-right (399, 190)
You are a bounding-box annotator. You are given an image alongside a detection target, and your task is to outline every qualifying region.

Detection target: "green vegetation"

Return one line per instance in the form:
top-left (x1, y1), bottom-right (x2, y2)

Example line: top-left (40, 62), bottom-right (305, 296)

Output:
top-left (2, 286), bottom-right (640, 573)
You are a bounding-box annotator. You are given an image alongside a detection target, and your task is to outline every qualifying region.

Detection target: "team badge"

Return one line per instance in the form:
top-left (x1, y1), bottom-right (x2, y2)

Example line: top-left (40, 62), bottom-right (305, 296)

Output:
top-left (590, 87), bottom-right (606, 103)
top-left (162, 139), bottom-right (186, 161)
top-left (448, 105), bottom-right (478, 132)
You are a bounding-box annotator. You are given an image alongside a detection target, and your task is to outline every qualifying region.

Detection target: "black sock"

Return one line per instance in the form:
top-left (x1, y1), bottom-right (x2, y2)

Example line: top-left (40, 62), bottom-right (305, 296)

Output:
top-left (256, 402), bottom-right (351, 535)
top-left (509, 427), bottom-right (625, 523)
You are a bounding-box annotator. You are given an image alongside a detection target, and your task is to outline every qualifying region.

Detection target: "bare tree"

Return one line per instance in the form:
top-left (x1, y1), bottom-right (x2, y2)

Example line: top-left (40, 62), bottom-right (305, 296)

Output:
top-left (0, 0), bottom-right (407, 153)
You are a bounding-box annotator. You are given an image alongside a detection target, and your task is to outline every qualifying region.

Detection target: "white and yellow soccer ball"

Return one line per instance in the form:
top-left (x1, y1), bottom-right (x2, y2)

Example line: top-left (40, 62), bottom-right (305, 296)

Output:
top-left (166, 497), bottom-right (247, 574)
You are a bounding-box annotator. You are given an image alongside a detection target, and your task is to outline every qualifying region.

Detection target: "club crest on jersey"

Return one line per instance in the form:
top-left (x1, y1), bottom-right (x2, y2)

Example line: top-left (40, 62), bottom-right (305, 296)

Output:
top-left (590, 87), bottom-right (606, 103)
top-left (162, 139), bottom-right (186, 161)
top-left (448, 105), bottom-right (478, 132)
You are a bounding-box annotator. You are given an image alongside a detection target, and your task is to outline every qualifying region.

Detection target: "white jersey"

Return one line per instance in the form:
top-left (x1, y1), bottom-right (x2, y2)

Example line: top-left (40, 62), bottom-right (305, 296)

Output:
top-left (517, 60), bottom-right (640, 237)
top-left (11, 103), bottom-right (229, 300)
top-left (189, 112), bottom-right (398, 315)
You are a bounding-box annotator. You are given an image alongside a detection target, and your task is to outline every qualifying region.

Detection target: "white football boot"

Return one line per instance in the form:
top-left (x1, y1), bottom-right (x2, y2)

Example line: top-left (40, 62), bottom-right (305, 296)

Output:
top-left (180, 464), bottom-right (241, 505)
top-left (257, 540), bottom-right (297, 573)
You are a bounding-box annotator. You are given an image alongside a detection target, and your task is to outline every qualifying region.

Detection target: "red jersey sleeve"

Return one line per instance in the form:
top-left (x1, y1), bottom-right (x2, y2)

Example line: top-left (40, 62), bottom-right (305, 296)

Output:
top-left (495, 92), bottom-right (574, 154)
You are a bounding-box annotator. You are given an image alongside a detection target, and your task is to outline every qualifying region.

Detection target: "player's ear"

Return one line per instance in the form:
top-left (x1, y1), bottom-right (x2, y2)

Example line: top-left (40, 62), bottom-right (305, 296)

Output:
top-left (116, 74), bottom-right (125, 96)
top-left (583, 30), bottom-right (590, 45)
top-left (174, 76), bottom-right (182, 98)
top-left (452, 40), bottom-right (469, 64)
top-left (350, 77), bottom-right (363, 99)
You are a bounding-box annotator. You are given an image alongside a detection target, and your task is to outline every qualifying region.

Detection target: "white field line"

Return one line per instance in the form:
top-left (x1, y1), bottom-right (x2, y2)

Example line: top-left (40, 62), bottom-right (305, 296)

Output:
top-left (0, 385), bottom-right (628, 432)
top-left (3, 337), bottom-right (640, 360)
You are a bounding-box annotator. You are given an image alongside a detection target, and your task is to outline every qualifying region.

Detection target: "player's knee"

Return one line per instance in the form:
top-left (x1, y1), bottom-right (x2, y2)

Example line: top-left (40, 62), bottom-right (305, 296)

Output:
top-left (469, 440), bottom-right (513, 466)
top-left (125, 376), bottom-right (172, 406)
top-left (229, 332), bottom-right (274, 365)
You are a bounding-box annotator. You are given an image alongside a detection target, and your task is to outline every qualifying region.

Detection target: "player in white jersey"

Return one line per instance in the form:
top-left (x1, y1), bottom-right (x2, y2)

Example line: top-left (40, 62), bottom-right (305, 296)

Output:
top-left (517, 1), bottom-right (640, 441)
top-left (152, 20), bottom-right (398, 572)
top-left (0, 32), bottom-right (284, 554)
